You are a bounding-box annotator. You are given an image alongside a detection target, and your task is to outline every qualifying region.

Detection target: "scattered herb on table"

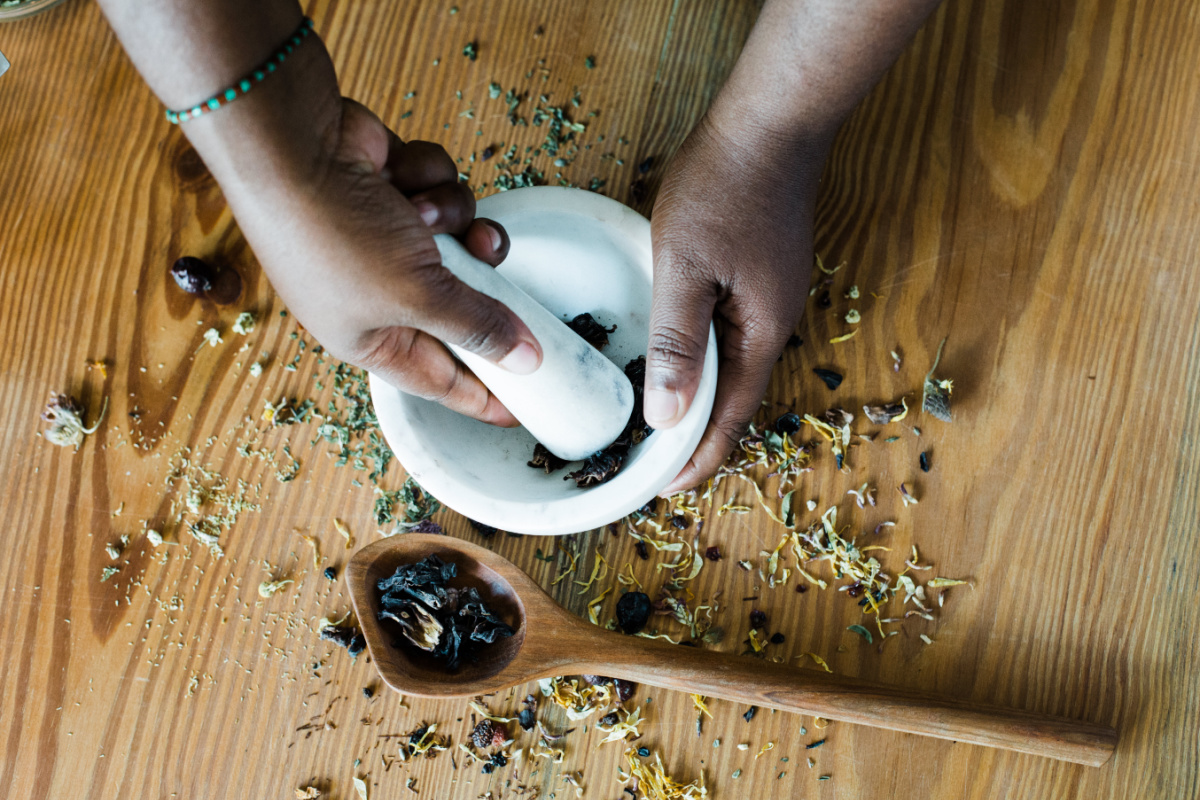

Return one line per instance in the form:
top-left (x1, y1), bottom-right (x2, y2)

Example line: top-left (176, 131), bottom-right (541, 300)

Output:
top-left (922, 337), bottom-right (954, 422)
top-left (812, 367), bottom-right (843, 389)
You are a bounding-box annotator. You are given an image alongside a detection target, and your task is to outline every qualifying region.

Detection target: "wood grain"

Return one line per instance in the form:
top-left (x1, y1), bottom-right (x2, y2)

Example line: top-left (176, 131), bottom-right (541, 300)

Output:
top-left (1, 0), bottom-right (1197, 798)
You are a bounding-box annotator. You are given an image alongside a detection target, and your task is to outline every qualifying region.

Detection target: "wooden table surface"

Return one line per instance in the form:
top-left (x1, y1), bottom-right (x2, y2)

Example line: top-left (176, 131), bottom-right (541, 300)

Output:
top-left (2, 0), bottom-right (1198, 797)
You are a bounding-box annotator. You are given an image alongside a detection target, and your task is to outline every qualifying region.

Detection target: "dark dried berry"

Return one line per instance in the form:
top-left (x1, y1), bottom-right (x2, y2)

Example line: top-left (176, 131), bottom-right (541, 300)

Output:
top-left (813, 368), bottom-right (843, 390)
top-left (817, 290), bottom-right (832, 309)
top-left (635, 541), bottom-right (649, 560)
top-left (770, 632), bottom-right (786, 645)
top-left (471, 719), bottom-right (497, 749)
top-left (704, 546), bottom-right (722, 562)
top-left (637, 497), bottom-right (658, 516)
top-left (566, 312), bottom-right (617, 350)
top-left (630, 178), bottom-right (648, 205)
top-left (638, 157), bottom-right (654, 174)
top-left (787, 334), bottom-right (803, 348)
top-left (613, 679), bottom-right (636, 703)
top-left (320, 625), bottom-right (366, 658)
top-left (527, 443), bottom-right (567, 474)
top-left (774, 412), bottom-right (802, 434)
top-left (518, 707), bottom-right (535, 731)
top-left (469, 519), bottom-right (498, 538)
top-left (637, 747), bottom-right (651, 758)
top-left (796, 584), bottom-right (808, 594)
top-left (363, 686), bottom-right (375, 699)
top-left (409, 519), bottom-right (444, 534)
top-left (920, 451), bottom-right (931, 472)
top-left (600, 712), bottom-right (620, 726)
top-left (846, 583), bottom-right (864, 598)
top-left (743, 706), bottom-right (758, 722)
top-left (481, 147), bottom-right (495, 161)
top-left (616, 591), bottom-right (651, 635)
top-left (170, 256), bottom-right (216, 295)
top-left (670, 514), bottom-right (688, 530)
top-left (749, 609), bottom-right (767, 629)
top-left (323, 566), bottom-right (337, 580)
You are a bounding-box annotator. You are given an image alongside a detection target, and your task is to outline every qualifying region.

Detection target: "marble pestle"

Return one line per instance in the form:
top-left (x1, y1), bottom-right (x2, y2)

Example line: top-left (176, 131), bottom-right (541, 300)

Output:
top-left (433, 234), bottom-right (635, 462)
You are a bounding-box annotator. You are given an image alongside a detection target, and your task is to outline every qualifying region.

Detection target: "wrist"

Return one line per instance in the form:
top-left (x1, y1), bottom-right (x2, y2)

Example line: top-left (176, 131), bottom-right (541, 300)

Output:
top-left (179, 33), bottom-right (343, 201)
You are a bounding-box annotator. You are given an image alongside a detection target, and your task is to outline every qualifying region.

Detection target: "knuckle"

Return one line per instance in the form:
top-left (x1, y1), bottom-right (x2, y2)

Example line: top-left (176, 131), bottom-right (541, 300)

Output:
top-left (647, 324), bottom-right (706, 374)
top-left (346, 327), bottom-right (415, 374)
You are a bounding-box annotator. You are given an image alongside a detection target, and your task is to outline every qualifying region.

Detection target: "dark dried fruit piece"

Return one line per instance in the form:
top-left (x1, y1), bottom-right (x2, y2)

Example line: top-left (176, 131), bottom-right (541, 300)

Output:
top-left (817, 291), bottom-right (832, 309)
top-left (518, 707), bottom-right (535, 731)
top-left (566, 312), bottom-right (618, 350)
top-left (786, 334), bottom-right (803, 348)
top-left (471, 719), bottom-right (495, 749)
top-left (613, 679), bottom-right (636, 703)
top-left (616, 591), bottom-right (651, 635)
top-left (920, 451), bottom-right (931, 472)
top-left (528, 443), bottom-right (567, 474)
top-left (170, 256), bottom-right (216, 295)
top-left (323, 567), bottom-right (337, 580)
top-left (770, 632), bottom-right (786, 645)
top-left (813, 367), bottom-right (843, 390)
top-left (635, 541), bottom-right (649, 560)
top-left (743, 706), bottom-right (758, 722)
top-left (637, 157), bottom-right (654, 174)
top-left (774, 412), bottom-right (802, 434)
top-left (670, 514), bottom-right (688, 530)
top-left (600, 712), bottom-right (620, 726)
top-left (320, 625), bottom-right (366, 658)
top-left (749, 609), bottom-right (767, 629)
top-left (468, 519), bottom-right (498, 538)
top-left (704, 546), bottom-right (722, 562)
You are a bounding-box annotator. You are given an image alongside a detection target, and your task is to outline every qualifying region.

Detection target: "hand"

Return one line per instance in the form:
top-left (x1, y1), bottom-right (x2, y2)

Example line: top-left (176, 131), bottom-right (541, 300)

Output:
top-left (218, 99), bottom-right (544, 426)
top-left (644, 113), bottom-right (830, 493)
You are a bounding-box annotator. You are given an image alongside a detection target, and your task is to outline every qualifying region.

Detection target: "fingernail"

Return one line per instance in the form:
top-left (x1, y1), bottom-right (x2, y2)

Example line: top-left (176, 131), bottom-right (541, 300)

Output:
top-left (416, 201), bottom-right (438, 227)
top-left (643, 388), bottom-right (680, 427)
top-left (485, 222), bottom-right (503, 252)
top-left (498, 341), bottom-right (540, 375)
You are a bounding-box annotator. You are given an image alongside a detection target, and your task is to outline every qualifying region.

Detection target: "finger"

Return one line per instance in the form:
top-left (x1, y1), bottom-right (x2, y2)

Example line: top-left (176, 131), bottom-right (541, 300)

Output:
top-left (335, 99), bottom-right (392, 174)
top-left (463, 218), bottom-right (510, 266)
top-left (659, 319), bottom-right (786, 495)
top-left (384, 139), bottom-right (458, 194)
top-left (355, 326), bottom-right (519, 427)
top-left (409, 264), bottom-right (542, 374)
top-left (409, 182), bottom-right (477, 234)
top-left (643, 248), bottom-right (721, 429)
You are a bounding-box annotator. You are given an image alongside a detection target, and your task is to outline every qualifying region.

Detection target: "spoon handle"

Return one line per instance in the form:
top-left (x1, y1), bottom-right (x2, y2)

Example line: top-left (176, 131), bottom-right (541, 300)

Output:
top-left (579, 636), bottom-right (1115, 766)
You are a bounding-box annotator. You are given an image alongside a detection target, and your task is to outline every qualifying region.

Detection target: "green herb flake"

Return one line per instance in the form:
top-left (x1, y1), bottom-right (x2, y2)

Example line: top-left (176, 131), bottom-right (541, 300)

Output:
top-left (847, 624), bottom-right (873, 644)
top-left (585, 55), bottom-right (596, 69)
top-left (462, 41), bottom-right (478, 61)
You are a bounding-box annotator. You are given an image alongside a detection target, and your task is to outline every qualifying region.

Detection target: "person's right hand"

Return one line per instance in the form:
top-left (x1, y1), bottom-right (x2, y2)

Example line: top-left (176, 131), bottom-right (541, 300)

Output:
top-left (214, 99), bottom-right (543, 427)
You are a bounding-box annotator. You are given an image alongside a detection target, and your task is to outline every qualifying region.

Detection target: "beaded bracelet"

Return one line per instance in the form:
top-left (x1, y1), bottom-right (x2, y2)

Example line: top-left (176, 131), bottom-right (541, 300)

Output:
top-left (165, 17), bottom-right (315, 125)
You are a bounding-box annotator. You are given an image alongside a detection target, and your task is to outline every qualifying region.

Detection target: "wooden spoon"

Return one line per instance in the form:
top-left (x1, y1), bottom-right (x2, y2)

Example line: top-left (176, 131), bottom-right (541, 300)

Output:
top-left (347, 534), bottom-right (1116, 766)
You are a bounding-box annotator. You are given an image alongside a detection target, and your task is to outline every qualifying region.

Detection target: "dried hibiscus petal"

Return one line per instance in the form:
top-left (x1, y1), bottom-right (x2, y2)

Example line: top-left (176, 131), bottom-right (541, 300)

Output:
top-left (527, 443), bottom-right (567, 474)
top-left (566, 312), bottom-right (617, 350)
top-left (813, 367), bottom-right (843, 390)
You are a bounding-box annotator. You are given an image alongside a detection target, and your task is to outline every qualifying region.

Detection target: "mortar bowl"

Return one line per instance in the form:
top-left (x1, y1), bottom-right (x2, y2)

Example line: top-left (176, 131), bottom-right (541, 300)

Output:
top-left (369, 186), bottom-right (718, 535)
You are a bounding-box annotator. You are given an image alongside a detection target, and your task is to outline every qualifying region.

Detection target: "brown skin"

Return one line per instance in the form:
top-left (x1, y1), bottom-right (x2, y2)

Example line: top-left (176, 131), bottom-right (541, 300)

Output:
top-left (96, 0), bottom-right (942, 489)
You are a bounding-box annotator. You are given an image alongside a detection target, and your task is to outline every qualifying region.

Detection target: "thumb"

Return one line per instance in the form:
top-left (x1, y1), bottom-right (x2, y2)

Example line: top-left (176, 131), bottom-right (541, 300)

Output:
top-left (644, 252), bottom-right (720, 429)
top-left (411, 263), bottom-right (543, 375)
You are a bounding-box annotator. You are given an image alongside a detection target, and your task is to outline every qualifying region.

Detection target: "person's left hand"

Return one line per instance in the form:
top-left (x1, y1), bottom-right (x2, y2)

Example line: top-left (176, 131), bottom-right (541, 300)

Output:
top-left (642, 112), bottom-right (831, 494)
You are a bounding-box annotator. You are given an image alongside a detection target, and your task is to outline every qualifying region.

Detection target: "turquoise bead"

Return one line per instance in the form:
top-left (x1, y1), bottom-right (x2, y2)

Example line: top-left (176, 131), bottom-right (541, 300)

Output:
top-left (224, 89), bottom-right (237, 102)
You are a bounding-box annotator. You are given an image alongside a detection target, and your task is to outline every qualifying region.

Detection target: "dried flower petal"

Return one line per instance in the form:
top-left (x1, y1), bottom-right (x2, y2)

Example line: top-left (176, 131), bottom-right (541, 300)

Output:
top-left (922, 337), bottom-right (954, 422)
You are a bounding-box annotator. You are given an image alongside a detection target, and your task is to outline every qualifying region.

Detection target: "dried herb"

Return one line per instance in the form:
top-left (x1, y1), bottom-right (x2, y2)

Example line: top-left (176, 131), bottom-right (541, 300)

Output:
top-left (566, 312), bottom-right (618, 350)
top-left (323, 567), bottom-right (337, 580)
top-left (615, 591), bottom-right (651, 635)
top-left (566, 450), bottom-right (623, 487)
top-left (812, 368), bottom-right (843, 390)
top-left (585, 55), bottom-right (596, 69)
top-left (471, 718), bottom-right (509, 748)
top-left (863, 400), bottom-right (908, 425)
top-left (469, 519), bottom-right (498, 538)
top-left (528, 443), bottom-right (567, 473)
top-left (847, 624), bottom-right (873, 644)
top-left (170, 256), bottom-right (216, 295)
top-left (518, 707), bottom-right (536, 731)
top-left (922, 337), bottom-right (954, 422)
top-left (774, 412), bottom-right (802, 434)
top-left (41, 393), bottom-right (107, 449)
top-left (742, 706), bottom-right (758, 723)
top-left (320, 624), bottom-right (366, 658)
top-left (806, 739), bottom-right (826, 750)
top-left (376, 555), bottom-right (514, 670)
top-left (919, 451), bottom-right (931, 472)
top-left (462, 41), bottom-right (478, 60)
top-left (362, 686), bottom-right (374, 698)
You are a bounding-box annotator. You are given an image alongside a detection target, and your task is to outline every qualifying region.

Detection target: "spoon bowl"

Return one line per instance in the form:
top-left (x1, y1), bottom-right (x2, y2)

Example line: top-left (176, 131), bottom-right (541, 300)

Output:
top-left (347, 534), bottom-right (1117, 766)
